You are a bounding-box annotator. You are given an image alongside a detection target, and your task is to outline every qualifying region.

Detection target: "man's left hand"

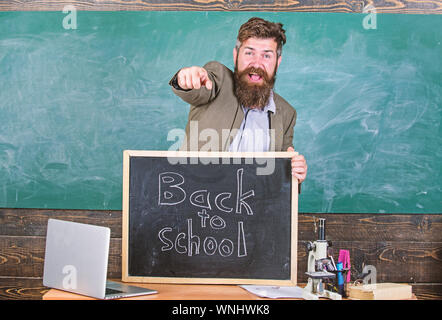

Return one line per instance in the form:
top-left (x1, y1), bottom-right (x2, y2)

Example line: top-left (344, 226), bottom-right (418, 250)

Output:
top-left (287, 147), bottom-right (307, 183)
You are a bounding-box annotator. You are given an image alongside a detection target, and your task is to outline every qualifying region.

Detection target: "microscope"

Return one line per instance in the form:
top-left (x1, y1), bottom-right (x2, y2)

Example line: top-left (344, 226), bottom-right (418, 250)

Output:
top-left (302, 218), bottom-right (342, 300)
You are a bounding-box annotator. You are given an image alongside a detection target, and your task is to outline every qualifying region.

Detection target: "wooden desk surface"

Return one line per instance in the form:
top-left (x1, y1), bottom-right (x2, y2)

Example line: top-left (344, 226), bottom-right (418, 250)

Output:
top-left (43, 282), bottom-right (297, 300)
top-left (42, 282), bottom-right (419, 301)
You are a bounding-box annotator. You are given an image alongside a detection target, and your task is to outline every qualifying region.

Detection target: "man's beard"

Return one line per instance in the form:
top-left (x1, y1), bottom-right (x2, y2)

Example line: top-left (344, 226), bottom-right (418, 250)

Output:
top-left (233, 65), bottom-right (276, 109)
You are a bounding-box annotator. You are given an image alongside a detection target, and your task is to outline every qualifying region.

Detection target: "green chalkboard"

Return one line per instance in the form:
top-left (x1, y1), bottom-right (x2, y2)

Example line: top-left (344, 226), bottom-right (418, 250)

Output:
top-left (0, 11), bottom-right (440, 213)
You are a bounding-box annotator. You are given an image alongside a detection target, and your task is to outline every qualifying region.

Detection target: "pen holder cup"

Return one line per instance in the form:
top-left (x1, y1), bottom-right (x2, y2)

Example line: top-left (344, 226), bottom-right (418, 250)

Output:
top-left (328, 269), bottom-right (350, 298)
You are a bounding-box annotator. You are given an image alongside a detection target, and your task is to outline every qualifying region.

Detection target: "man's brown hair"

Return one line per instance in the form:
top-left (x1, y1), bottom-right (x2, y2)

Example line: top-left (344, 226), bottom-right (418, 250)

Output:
top-left (236, 17), bottom-right (287, 57)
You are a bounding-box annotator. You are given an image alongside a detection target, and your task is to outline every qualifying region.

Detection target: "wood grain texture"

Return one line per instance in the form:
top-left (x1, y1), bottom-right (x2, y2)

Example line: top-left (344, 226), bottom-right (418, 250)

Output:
top-left (1, 209), bottom-right (441, 282)
top-left (411, 283), bottom-right (442, 300)
top-left (0, 208), bottom-right (122, 238)
top-left (1, 0), bottom-right (441, 14)
top-left (299, 213), bottom-right (442, 242)
top-left (0, 236), bottom-right (122, 278)
top-left (0, 278), bottom-right (440, 300)
top-left (2, 209), bottom-right (441, 241)
top-left (1, 208), bottom-right (441, 299)
top-left (0, 278), bottom-right (49, 300)
top-left (297, 241), bottom-right (442, 283)
top-left (1, 235), bottom-right (440, 282)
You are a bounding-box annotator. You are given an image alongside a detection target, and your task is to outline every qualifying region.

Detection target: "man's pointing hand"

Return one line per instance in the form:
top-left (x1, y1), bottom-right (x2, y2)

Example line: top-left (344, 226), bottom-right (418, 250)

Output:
top-left (177, 66), bottom-right (213, 90)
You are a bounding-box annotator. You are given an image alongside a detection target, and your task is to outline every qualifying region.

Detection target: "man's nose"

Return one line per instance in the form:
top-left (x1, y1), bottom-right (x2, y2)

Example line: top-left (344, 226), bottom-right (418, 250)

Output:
top-left (250, 56), bottom-right (264, 69)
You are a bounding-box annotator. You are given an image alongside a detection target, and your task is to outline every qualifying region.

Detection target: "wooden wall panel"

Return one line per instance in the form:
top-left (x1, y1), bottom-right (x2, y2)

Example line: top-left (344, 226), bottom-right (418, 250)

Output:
top-left (1, 0), bottom-right (442, 14)
top-left (1, 208), bottom-right (441, 299)
top-left (299, 213), bottom-right (442, 242)
top-left (2, 235), bottom-right (440, 283)
top-left (1, 236), bottom-right (440, 283)
top-left (0, 236), bottom-right (122, 278)
top-left (0, 278), bottom-right (49, 300)
top-left (0, 208), bottom-right (122, 238)
top-left (2, 208), bottom-right (441, 241)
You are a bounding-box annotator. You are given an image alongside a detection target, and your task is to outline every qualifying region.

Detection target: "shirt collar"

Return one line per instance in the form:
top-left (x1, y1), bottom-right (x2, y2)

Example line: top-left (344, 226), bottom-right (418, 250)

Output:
top-left (265, 91), bottom-right (276, 114)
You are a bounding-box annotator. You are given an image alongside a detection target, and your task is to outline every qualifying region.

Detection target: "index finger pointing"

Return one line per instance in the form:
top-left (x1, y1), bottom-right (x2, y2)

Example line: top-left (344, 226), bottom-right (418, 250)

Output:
top-left (204, 78), bottom-right (213, 90)
top-left (199, 69), bottom-right (212, 90)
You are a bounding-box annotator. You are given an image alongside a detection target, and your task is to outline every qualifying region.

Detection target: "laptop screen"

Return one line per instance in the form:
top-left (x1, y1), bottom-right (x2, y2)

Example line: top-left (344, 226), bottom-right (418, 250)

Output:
top-left (42, 219), bottom-right (111, 299)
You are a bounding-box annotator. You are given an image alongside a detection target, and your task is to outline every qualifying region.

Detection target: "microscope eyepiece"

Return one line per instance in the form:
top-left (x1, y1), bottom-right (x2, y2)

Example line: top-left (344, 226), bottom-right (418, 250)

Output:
top-left (318, 218), bottom-right (326, 241)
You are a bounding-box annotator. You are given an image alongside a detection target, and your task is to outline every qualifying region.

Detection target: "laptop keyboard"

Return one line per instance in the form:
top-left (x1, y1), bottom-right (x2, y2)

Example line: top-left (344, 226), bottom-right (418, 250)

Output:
top-left (105, 287), bottom-right (124, 295)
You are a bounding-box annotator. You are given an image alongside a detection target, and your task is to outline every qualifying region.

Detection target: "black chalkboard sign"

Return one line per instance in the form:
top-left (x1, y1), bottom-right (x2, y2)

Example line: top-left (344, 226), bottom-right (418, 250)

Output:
top-left (122, 150), bottom-right (298, 285)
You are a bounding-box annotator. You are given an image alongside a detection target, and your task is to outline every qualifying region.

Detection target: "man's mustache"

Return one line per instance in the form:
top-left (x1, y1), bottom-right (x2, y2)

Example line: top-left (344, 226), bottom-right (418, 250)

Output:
top-left (238, 66), bottom-right (271, 83)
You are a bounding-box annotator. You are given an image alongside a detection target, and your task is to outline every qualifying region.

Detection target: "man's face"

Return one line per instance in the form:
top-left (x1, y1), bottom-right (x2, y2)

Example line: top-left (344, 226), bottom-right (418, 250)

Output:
top-left (233, 37), bottom-right (282, 109)
top-left (234, 37), bottom-right (281, 85)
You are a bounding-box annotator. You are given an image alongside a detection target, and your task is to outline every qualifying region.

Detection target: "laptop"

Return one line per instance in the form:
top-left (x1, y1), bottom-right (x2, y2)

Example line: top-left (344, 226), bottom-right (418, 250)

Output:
top-left (43, 218), bottom-right (157, 299)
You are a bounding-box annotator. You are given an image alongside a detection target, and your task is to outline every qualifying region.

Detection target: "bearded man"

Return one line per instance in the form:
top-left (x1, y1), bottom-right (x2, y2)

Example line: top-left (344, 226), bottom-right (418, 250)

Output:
top-left (169, 17), bottom-right (307, 184)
